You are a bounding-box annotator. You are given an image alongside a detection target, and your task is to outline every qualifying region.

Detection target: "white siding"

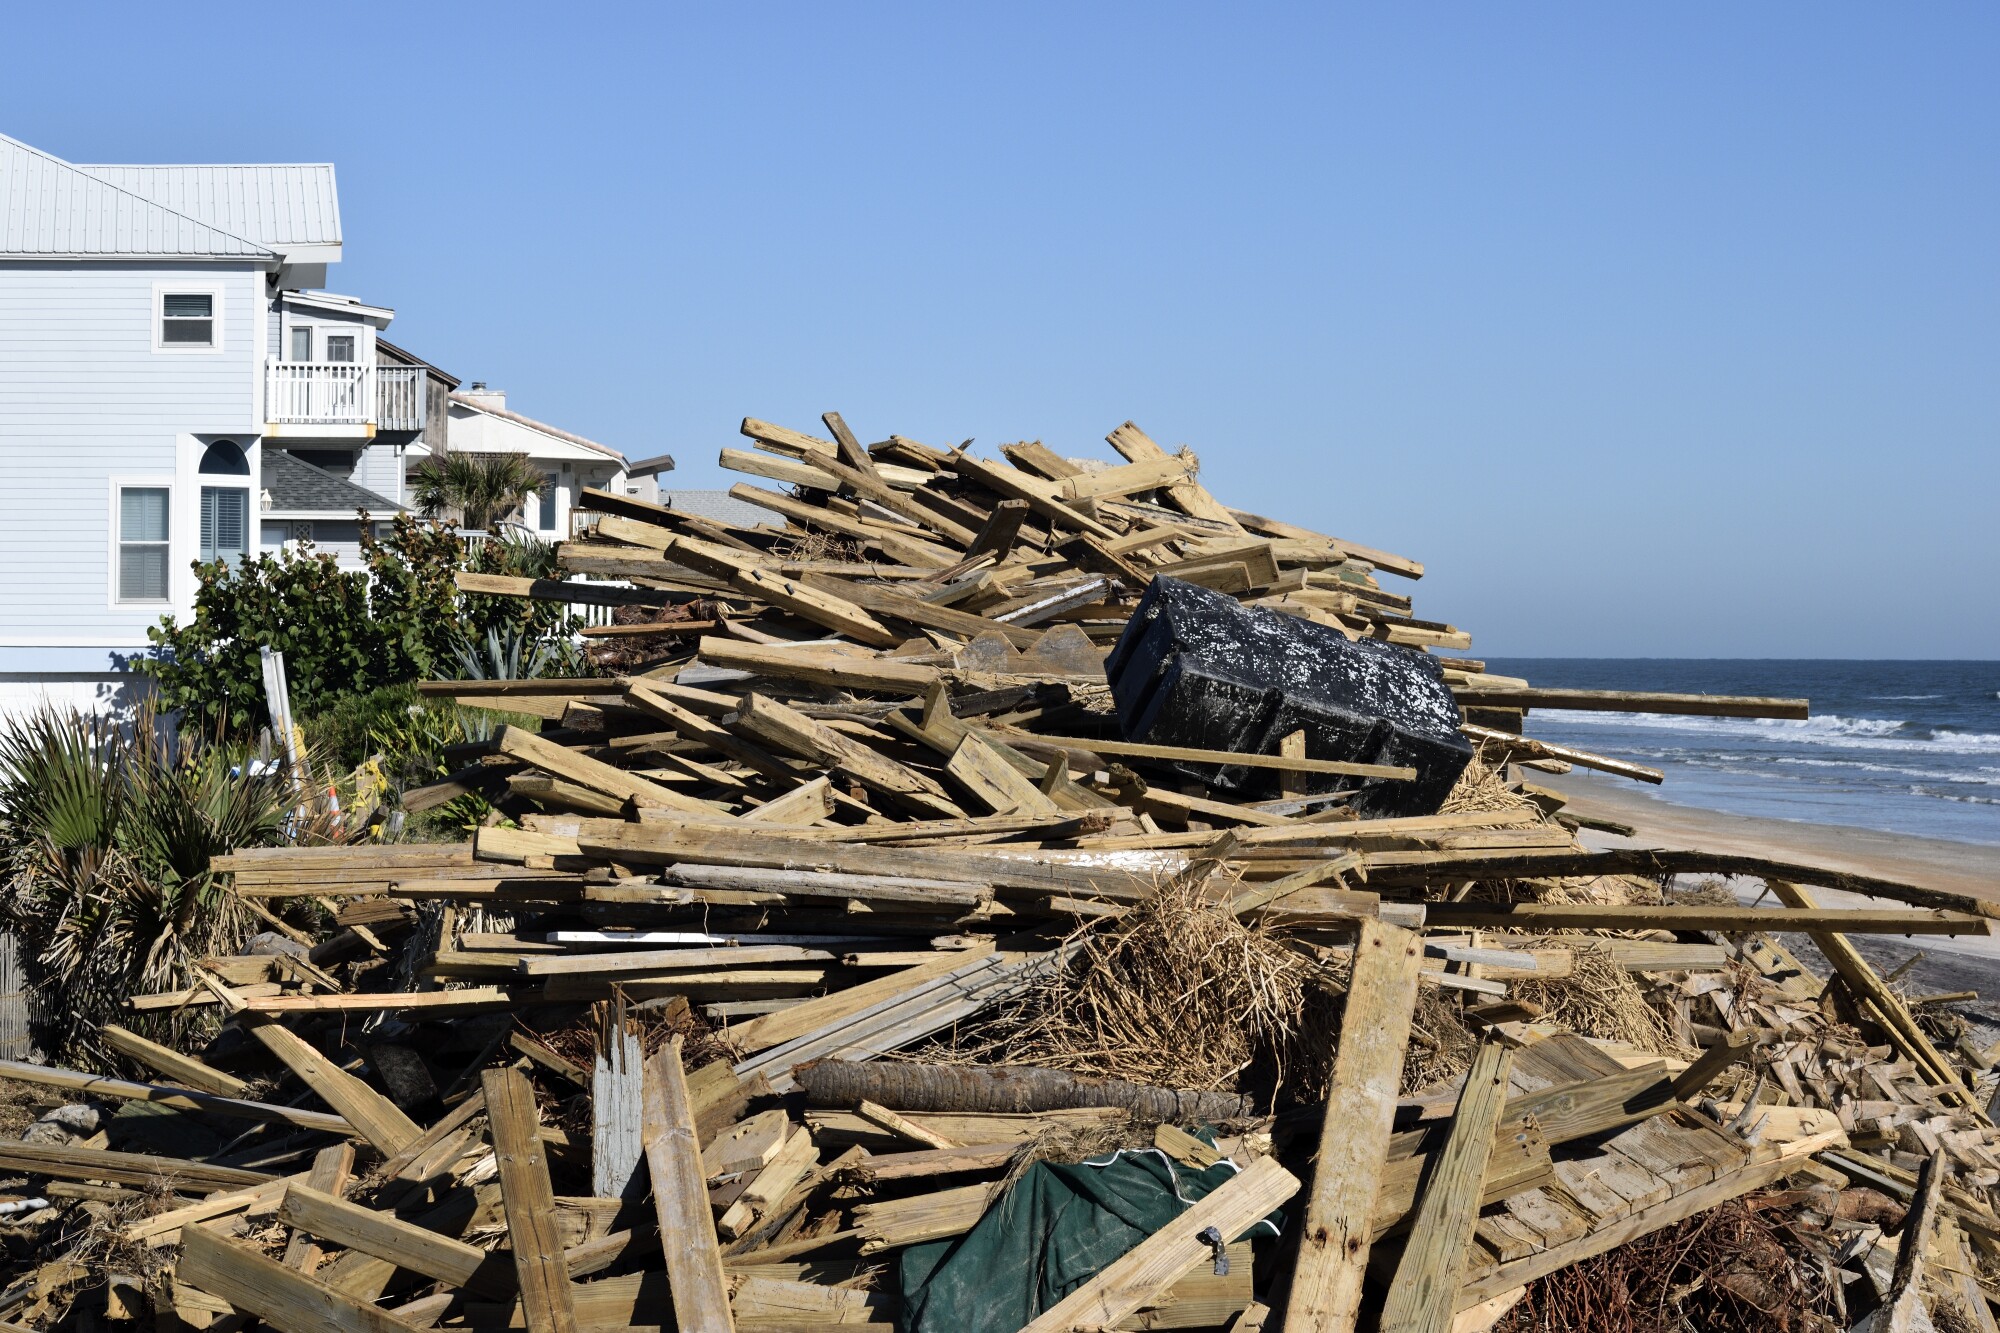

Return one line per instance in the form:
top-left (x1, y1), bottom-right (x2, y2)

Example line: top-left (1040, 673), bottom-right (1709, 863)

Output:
top-left (0, 260), bottom-right (263, 648)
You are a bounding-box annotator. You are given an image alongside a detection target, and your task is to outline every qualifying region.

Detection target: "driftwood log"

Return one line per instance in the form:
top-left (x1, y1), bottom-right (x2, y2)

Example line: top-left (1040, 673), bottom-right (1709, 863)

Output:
top-left (793, 1058), bottom-right (1258, 1123)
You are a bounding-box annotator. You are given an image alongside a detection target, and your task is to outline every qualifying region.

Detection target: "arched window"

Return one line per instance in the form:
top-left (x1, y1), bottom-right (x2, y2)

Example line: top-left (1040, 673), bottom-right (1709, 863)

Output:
top-left (198, 439), bottom-right (250, 566)
top-left (199, 439), bottom-right (250, 476)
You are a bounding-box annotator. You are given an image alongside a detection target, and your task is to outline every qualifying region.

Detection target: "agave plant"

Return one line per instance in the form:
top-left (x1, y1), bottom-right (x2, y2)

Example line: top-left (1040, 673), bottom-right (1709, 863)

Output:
top-left (0, 703), bottom-right (294, 1066)
top-left (411, 450), bottom-right (542, 531)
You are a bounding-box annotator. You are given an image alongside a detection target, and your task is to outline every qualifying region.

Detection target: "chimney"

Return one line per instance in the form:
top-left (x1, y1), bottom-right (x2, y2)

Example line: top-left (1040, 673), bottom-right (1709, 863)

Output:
top-left (461, 381), bottom-right (507, 410)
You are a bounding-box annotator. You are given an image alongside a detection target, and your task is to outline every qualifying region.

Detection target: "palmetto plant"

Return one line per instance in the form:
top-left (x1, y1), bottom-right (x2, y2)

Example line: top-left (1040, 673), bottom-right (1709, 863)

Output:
top-left (411, 450), bottom-right (542, 531)
top-left (0, 704), bottom-right (292, 1067)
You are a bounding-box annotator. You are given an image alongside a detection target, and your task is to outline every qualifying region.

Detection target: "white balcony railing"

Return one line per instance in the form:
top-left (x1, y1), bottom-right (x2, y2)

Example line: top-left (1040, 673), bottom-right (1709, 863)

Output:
top-left (377, 365), bottom-right (425, 431)
top-left (267, 362), bottom-right (374, 425)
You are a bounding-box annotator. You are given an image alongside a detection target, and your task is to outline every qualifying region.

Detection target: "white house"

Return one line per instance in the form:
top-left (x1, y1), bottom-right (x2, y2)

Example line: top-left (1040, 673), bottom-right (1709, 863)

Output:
top-left (409, 385), bottom-right (629, 538)
top-left (0, 130), bottom-right (624, 718)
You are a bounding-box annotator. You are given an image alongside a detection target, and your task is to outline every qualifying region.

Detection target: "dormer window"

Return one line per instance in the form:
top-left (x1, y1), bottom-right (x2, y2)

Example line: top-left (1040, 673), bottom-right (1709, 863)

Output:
top-left (161, 293), bottom-right (213, 345)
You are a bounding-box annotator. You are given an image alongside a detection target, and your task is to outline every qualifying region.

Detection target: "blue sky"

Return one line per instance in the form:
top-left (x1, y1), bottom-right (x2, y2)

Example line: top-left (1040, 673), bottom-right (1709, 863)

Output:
top-left (8, 3), bottom-right (1996, 657)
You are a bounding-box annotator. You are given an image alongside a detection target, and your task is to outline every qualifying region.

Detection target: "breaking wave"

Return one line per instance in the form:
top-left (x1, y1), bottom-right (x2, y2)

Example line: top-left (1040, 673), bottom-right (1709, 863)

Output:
top-left (1543, 711), bottom-right (2000, 755)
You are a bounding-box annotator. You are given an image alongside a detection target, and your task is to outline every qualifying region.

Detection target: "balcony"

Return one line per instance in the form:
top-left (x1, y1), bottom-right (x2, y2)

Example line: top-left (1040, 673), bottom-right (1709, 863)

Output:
top-left (264, 363), bottom-right (426, 438)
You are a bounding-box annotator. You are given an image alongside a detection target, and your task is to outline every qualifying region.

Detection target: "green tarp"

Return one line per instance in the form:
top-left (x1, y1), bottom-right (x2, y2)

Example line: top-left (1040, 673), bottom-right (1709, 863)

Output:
top-left (898, 1137), bottom-right (1284, 1333)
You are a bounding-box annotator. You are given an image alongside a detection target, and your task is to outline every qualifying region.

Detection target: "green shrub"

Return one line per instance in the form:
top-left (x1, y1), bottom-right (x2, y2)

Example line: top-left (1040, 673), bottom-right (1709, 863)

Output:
top-left (140, 515), bottom-right (591, 736)
top-left (300, 683), bottom-right (425, 773)
top-left (0, 705), bottom-right (295, 1067)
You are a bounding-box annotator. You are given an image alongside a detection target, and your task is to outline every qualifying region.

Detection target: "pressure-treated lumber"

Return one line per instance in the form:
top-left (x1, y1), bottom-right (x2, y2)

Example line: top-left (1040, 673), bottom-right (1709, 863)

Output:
top-left (1004, 729), bottom-right (1417, 780)
top-left (1455, 1123), bottom-right (1845, 1308)
top-left (100, 1023), bottom-right (251, 1096)
top-left (0, 1058), bottom-right (351, 1136)
top-left (179, 1223), bottom-right (427, 1333)
top-left (495, 723), bottom-right (727, 818)
top-left (280, 1144), bottom-right (352, 1274)
top-left (1420, 902), bottom-right (1987, 935)
top-left (1450, 687), bottom-right (1810, 719)
top-left (734, 694), bottom-right (967, 818)
top-left (1379, 1039), bottom-right (1516, 1333)
top-left (1018, 1155), bottom-right (1300, 1333)
top-left (1380, 848), bottom-right (1997, 916)
top-left (1765, 879), bottom-right (1989, 1121)
top-left (237, 1013), bottom-right (423, 1156)
top-left (642, 1036), bottom-right (736, 1333)
top-left (723, 949), bottom-right (991, 1054)
top-left (0, 1140), bottom-right (269, 1192)
top-left (1106, 422), bottom-right (1244, 531)
top-left (275, 1183), bottom-right (510, 1297)
top-left (1668, 1029), bottom-right (1770, 1101)
top-left (481, 1066), bottom-right (579, 1333)
top-left (1284, 920), bottom-right (1424, 1329)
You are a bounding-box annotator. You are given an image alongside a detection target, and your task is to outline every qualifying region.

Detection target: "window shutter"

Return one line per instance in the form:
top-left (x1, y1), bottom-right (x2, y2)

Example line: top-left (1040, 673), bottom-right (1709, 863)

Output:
top-left (200, 488), bottom-right (217, 560)
top-left (217, 490), bottom-right (247, 559)
top-left (120, 547), bottom-right (168, 601)
top-left (121, 488), bottom-right (168, 543)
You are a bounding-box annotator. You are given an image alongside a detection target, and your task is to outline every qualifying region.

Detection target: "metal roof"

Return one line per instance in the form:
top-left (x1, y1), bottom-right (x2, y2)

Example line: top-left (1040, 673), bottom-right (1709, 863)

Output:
top-left (0, 133), bottom-right (273, 260)
top-left (76, 162), bottom-right (340, 255)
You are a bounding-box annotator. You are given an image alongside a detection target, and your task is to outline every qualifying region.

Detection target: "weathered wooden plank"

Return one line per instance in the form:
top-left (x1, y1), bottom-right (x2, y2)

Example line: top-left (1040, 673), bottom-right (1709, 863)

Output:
top-left (228, 1015), bottom-right (420, 1156)
top-left (0, 1058), bottom-right (350, 1135)
top-left (733, 694), bottom-right (967, 818)
top-left (494, 724), bottom-right (728, 818)
top-left (1284, 921), bottom-right (1424, 1329)
top-left (1380, 1039), bottom-right (1516, 1333)
top-left (179, 1223), bottom-right (425, 1333)
top-left (0, 1139), bottom-right (269, 1192)
top-left (1451, 687), bottom-right (1809, 720)
top-left (100, 1023), bottom-right (251, 1096)
top-left (642, 1036), bottom-right (736, 1333)
top-left (1420, 902), bottom-right (1987, 935)
top-left (1002, 729), bottom-right (1417, 781)
top-left (276, 1183), bottom-right (510, 1296)
top-left (482, 1067), bottom-right (577, 1333)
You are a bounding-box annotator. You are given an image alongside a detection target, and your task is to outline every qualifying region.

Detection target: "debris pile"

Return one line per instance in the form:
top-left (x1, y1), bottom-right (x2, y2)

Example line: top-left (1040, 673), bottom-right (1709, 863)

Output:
top-left (4, 413), bottom-right (1999, 1332)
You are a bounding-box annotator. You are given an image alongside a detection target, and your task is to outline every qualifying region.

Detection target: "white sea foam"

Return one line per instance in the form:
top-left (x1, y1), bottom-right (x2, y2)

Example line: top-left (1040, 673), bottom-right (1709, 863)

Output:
top-left (1541, 711), bottom-right (2000, 755)
top-left (1772, 757), bottom-right (2000, 786)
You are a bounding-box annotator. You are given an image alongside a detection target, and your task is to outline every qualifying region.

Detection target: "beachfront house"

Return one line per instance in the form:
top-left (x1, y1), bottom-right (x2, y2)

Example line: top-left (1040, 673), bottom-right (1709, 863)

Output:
top-left (410, 384), bottom-right (630, 539)
top-left (0, 130), bottom-right (626, 717)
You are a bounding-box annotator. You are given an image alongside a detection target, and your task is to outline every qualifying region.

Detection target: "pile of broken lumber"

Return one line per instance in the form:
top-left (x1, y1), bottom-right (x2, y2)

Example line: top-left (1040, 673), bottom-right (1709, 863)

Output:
top-left (3, 413), bottom-right (1998, 1332)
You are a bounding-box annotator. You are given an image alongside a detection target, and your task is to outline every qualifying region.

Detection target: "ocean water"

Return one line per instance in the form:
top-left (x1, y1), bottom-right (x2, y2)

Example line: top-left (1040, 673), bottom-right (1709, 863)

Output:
top-left (1479, 660), bottom-right (2000, 847)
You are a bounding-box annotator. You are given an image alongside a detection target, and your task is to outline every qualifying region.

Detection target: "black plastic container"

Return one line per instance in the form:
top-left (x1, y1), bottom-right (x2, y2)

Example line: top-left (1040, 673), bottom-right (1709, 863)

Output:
top-left (1102, 576), bottom-right (1473, 816)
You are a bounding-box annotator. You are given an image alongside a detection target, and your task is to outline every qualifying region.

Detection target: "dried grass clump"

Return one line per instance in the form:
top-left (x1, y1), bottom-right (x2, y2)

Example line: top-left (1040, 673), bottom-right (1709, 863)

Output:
top-left (1669, 876), bottom-right (1739, 907)
top-left (1511, 939), bottom-right (1692, 1058)
top-left (777, 525), bottom-right (864, 563)
top-left (927, 871), bottom-right (1483, 1104)
top-left (1443, 753), bottom-right (1544, 817)
top-left (930, 870), bottom-right (1340, 1103)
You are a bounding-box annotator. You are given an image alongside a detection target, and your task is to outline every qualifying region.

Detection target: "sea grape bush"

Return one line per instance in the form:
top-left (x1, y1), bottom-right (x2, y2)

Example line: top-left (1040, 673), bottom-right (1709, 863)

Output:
top-left (140, 513), bottom-right (582, 732)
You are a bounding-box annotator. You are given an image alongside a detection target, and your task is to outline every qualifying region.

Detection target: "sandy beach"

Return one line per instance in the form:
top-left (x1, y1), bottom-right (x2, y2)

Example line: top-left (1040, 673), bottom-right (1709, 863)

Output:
top-left (1542, 768), bottom-right (2000, 904)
